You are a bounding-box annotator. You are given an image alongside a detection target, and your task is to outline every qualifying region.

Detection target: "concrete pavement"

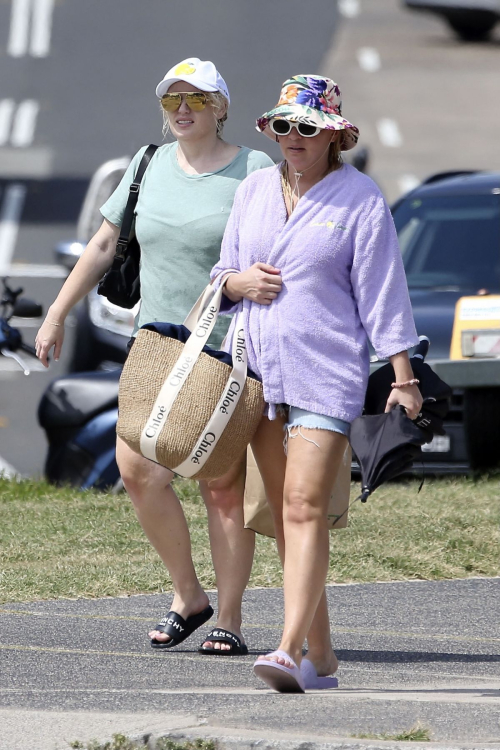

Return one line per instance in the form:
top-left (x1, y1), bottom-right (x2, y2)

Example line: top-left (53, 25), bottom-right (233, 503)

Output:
top-left (1, 578), bottom-right (499, 749)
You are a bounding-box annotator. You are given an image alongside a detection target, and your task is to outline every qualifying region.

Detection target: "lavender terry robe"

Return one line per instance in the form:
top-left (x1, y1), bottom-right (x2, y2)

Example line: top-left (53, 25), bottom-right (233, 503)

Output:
top-left (211, 163), bottom-right (419, 423)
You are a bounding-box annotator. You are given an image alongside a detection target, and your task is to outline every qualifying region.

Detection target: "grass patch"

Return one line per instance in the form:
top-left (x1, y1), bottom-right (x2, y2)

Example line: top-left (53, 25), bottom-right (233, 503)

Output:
top-left (353, 723), bottom-right (432, 741)
top-left (69, 736), bottom-right (216, 750)
top-left (0, 475), bottom-right (498, 603)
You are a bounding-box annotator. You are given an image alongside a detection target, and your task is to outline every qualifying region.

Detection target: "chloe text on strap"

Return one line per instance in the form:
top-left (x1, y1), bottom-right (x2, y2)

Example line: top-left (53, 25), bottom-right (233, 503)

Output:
top-left (139, 271), bottom-right (247, 477)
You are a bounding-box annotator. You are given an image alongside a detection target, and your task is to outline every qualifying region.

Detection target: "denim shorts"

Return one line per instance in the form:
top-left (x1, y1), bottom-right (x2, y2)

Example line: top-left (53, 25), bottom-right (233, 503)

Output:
top-left (285, 406), bottom-right (351, 438)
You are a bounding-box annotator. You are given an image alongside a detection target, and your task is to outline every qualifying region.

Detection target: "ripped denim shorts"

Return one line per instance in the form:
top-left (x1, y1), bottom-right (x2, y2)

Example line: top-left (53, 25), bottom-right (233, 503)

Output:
top-left (280, 405), bottom-right (350, 452)
top-left (286, 406), bottom-right (351, 437)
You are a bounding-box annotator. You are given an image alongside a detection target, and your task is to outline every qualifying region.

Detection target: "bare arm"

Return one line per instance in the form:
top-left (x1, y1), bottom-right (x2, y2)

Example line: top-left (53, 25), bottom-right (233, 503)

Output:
top-left (35, 218), bottom-right (120, 367)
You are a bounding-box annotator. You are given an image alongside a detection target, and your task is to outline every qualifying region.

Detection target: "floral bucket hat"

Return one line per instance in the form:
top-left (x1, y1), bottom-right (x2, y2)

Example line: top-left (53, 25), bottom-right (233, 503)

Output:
top-left (256, 75), bottom-right (359, 151)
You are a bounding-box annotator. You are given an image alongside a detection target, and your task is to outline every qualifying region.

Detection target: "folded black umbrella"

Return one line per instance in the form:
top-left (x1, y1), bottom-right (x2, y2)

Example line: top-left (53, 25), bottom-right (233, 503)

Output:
top-left (364, 352), bottom-right (452, 441)
top-left (350, 406), bottom-right (426, 502)
top-left (349, 338), bottom-right (452, 505)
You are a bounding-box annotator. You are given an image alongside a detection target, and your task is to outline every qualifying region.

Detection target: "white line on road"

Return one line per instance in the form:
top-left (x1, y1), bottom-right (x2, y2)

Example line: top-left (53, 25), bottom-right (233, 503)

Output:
top-left (7, 0), bottom-right (54, 57)
top-left (0, 100), bottom-right (16, 146)
top-left (377, 118), bottom-right (403, 148)
top-left (9, 316), bottom-right (42, 327)
top-left (0, 184), bottom-right (27, 276)
top-left (398, 174), bottom-right (420, 195)
top-left (8, 262), bottom-right (67, 278)
top-left (7, 0), bottom-right (31, 56)
top-left (30, 0), bottom-right (55, 57)
top-left (338, 0), bottom-right (360, 18)
top-left (357, 47), bottom-right (381, 72)
top-left (10, 100), bottom-right (39, 147)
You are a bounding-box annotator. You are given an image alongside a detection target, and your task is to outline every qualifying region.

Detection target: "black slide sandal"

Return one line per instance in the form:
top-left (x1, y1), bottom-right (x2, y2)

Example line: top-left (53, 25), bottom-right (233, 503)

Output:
top-left (198, 628), bottom-right (248, 655)
top-left (150, 605), bottom-right (214, 649)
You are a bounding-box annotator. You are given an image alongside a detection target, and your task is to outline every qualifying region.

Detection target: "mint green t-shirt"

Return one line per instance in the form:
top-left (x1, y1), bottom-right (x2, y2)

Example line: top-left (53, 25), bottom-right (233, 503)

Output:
top-left (100, 143), bottom-right (273, 345)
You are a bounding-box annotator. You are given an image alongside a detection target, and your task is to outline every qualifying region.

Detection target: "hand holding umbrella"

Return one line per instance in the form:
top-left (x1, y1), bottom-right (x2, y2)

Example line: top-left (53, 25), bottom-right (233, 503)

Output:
top-left (348, 337), bottom-right (452, 509)
top-left (384, 369), bottom-right (422, 420)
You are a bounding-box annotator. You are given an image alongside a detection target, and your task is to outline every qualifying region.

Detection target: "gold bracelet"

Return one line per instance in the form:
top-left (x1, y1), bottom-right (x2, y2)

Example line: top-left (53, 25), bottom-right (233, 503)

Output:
top-left (47, 321), bottom-right (62, 327)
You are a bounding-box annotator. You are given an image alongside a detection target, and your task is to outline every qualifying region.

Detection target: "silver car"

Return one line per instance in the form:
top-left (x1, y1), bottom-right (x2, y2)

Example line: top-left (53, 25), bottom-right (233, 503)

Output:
top-left (55, 155), bottom-right (137, 371)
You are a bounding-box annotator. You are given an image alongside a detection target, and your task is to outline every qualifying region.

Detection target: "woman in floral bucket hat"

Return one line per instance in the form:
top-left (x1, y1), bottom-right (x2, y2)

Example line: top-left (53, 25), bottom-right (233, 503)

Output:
top-left (211, 74), bottom-right (422, 692)
top-left (256, 74), bottom-right (360, 151)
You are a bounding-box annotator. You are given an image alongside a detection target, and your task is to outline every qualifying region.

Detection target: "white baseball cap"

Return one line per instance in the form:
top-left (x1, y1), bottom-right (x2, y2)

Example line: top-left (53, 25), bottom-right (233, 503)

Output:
top-left (155, 58), bottom-right (230, 103)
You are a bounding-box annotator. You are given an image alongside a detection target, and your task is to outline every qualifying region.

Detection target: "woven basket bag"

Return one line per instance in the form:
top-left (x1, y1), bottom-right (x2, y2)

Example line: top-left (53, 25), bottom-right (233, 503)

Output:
top-left (117, 275), bottom-right (264, 480)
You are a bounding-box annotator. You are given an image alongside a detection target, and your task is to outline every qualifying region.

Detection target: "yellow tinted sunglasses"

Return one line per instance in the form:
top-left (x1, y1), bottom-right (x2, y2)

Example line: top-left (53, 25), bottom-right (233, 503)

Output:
top-left (160, 92), bottom-right (208, 112)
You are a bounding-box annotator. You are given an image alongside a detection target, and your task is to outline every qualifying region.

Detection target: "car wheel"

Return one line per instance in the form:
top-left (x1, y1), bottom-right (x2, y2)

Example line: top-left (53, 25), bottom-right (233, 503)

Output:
top-left (446, 12), bottom-right (497, 41)
top-left (463, 388), bottom-right (500, 471)
top-left (67, 299), bottom-right (101, 372)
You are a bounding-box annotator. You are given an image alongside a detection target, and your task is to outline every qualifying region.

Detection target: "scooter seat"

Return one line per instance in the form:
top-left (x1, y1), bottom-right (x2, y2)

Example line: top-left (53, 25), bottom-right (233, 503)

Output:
top-left (38, 369), bottom-right (121, 429)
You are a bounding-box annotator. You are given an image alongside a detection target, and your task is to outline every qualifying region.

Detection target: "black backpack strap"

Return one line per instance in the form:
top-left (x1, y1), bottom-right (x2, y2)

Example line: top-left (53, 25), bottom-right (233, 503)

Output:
top-left (115, 144), bottom-right (158, 260)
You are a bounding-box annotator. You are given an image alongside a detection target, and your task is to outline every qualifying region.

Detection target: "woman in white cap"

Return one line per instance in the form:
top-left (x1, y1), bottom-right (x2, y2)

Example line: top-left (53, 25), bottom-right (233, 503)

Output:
top-left (212, 75), bottom-right (422, 690)
top-left (35, 58), bottom-right (273, 654)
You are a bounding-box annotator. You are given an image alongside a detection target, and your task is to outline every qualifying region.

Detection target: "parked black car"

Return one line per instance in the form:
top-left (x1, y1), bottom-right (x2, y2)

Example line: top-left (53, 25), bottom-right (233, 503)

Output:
top-left (391, 169), bottom-right (500, 471)
top-left (403, 0), bottom-right (500, 41)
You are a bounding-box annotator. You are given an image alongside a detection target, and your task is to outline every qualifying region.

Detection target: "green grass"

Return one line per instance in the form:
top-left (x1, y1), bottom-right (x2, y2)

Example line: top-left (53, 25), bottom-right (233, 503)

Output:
top-left (69, 736), bottom-right (216, 750)
top-left (0, 475), bottom-right (498, 603)
top-left (353, 723), bottom-right (432, 741)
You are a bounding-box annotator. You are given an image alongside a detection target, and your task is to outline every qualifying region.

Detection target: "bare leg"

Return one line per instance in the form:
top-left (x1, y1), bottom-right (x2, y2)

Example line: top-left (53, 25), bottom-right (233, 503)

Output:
top-left (116, 437), bottom-right (209, 643)
top-left (251, 417), bottom-right (346, 670)
top-left (198, 453), bottom-right (254, 651)
top-left (305, 591), bottom-right (339, 676)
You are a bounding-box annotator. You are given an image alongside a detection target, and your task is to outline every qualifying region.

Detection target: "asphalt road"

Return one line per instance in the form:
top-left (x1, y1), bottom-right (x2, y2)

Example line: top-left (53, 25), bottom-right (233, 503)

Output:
top-left (1, 578), bottom-right (499, 749)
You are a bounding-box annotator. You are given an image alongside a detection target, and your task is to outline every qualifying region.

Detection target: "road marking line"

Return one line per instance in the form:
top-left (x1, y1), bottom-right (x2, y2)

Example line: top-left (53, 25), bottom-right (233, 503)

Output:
top-left (7, 262), bottom-right (67, 278)
top-left (7, 0), bottom-right (54, 57)
top-left (0, 184), bottom-right (27, 276)
top-left (10, 100), bottom-right (39, 147)
top-left (398, 174), bottom-right (420, 195)
top-left (338, 0), bottom-right (360, 18)
top-left (377, 118), bottom-right (403, 147)
top-left (0, 100), bottom-right (16, 146)
top-left (357, 47), bottom-right (381, 72)
top-left (30, 0), bottom-right (55, 57)
top-left (7, 0), bottom-right (31, 56)
top-left (0, 643), bottom-right (244, 664)
top-left (1, 608), bottom-right (499, 644)
top-left (8, 316), bottom-right (42, 328)
top-left (0, 678), bottom-right (498, 695)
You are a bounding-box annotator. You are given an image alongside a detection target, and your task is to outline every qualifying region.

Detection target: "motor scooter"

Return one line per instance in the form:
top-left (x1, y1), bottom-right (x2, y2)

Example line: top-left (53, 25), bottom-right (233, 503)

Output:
top-left (37, 366), bottom-right (122, 491)
top-left (1, 276), bottom-right (121, 490)
top-left (0, 278), bottom-right (42, 373)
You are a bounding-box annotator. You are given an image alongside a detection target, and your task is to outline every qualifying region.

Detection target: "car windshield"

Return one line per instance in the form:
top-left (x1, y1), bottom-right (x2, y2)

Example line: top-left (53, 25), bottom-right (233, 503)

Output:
top-left (392, 193), bottom-right (500, 292)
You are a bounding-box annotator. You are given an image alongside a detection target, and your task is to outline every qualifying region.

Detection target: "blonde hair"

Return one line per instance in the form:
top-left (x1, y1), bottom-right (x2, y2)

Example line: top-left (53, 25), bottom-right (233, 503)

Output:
top-left (161, 91), bottom-right (229, 140)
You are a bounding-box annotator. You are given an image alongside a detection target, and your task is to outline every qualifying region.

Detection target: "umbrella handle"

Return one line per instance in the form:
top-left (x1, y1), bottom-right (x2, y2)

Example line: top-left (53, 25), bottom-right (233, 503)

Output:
top-left (412, 336), bottom-right (430, 361)
top-left (360, 487), bottom-right (371, 503)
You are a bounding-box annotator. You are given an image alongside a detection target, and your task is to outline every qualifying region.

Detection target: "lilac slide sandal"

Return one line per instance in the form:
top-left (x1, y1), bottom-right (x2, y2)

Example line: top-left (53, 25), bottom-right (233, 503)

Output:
top-left (253, 650), bottom-right (305, 693)
top-left (300, 658), bottom-right (339, 689)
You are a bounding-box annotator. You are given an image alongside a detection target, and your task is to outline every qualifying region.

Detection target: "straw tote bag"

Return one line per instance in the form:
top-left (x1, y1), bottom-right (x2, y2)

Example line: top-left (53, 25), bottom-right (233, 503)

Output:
top-left (117, 274), bottom-right (265, 480)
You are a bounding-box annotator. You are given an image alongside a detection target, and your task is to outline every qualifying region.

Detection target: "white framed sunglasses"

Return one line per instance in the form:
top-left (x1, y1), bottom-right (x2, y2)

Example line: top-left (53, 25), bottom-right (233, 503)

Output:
top-left (269, 119), bottom-right (321, 138)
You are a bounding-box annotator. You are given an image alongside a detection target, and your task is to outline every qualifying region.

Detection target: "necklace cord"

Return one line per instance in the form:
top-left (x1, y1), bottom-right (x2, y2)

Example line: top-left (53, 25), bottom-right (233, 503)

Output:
top-left (281, 139), bottom-right (334, 215)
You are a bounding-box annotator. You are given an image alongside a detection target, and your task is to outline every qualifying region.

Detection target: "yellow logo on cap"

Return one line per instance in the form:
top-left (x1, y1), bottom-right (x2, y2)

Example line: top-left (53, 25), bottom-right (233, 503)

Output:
top-left (174, 62), bottom-right (196, 75)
